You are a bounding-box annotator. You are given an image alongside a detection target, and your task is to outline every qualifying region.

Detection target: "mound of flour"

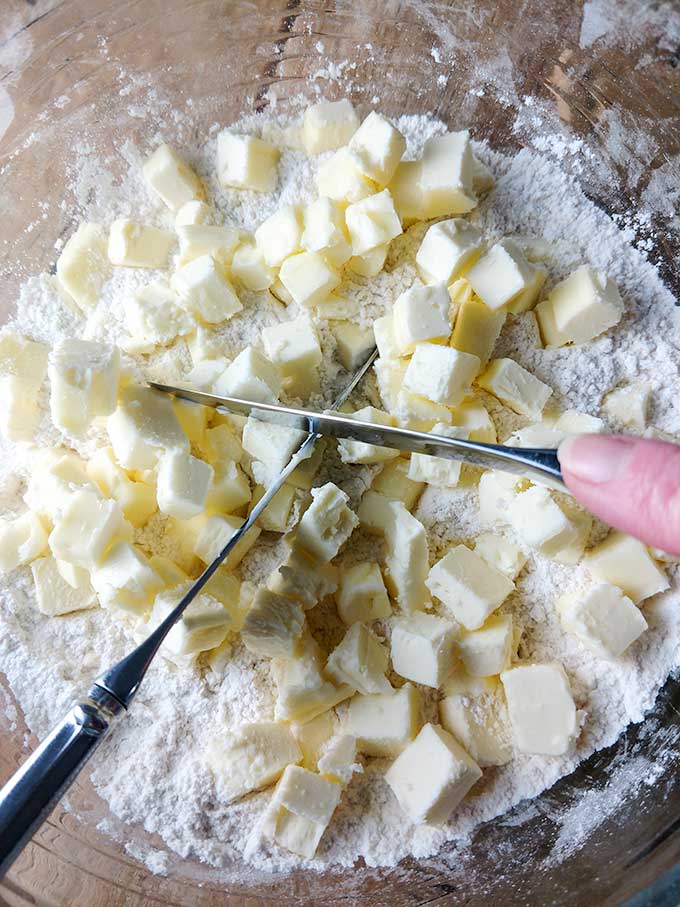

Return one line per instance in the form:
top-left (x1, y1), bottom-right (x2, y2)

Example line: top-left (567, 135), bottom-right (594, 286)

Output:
top-left (1, 105), bottom-right (679, 879)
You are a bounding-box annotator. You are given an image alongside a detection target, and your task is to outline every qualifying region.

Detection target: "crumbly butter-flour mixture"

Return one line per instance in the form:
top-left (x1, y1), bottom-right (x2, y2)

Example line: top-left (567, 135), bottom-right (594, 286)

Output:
top-left (0, 98), bottom-right (679, 879)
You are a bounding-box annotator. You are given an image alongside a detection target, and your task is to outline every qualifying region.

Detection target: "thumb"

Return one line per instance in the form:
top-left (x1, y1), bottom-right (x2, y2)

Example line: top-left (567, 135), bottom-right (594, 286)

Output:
top-left (558, 433), bottom-right (680, 558)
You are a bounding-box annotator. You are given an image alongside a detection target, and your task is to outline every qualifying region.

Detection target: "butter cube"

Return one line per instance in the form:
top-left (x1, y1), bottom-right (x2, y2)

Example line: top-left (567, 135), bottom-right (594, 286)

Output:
top-left (249, 483), bottom-right (295, 532)
top-left (477, 358), bottom-right (552, 419)
top-left (385, 723), bottom-right (481, 824)
top-left (347, 683), bottom-right (422, 757)
top-left (194, 513), bottom-right (261, 568)
top-left (466, 240), bottom-right (538, 311)
top-left (31, 556), bottom-right (95, 616)
top-left (213, 346), bottom-right (281, 404)
top-left (508, 486), bottom-right (579, 559)
top-left (395, 388), bottom-right (452, 433)
top-left (384, 501), bottom-right (430, 612)
top-left (176, 225), bottom-right (240, 268)
top-left (255, 205), bottom-right (302, 268)
top-left (372, 458), bottom-right (424, 510)
top-left (262, 316), bottom-right (322, 397)
top-left (450, 397), bottom-right (497, 443)
top-left (278, 251), bottom-right (340, 309)
top-left (501, 662), bottom-right (579, 756)
top-left (348, 111), bottom-right (406, 185)
top-left (293, 483), bottom-right (358, 564)
top-left (388, 159), bottom-right (424, 221)
top-left (457, 614), bottom-right (514, 677)
top-left (25, 450), bottom-right (94, 521)
top-left (317, 735), bottom-right (359, 786)
top-left (216, 131), bottom-right (279, 192)
top-left (0, 512), bottom-right (48, 573)
top-left (478, 470), bottom-right (525, 525)
top-left (86, 448), bottom-right (156, 527)
top-left (271, 632), bottom-right (352, 722)
top-left (55, 559), bottom-right (91, 590)
top-left (407, 424), bottom-right (469, 489)
top-left (404, 343), bottom-right (479, 406)
top-left (206, 721), bottom-right (301, 802)
top-left (348, 244), bottom-right (389, 278)
top-left (557, 583), bottom-right (647, 658)
top-left (373, 314), bottom-right (399, 361)
top-left (201, 423), bottom-right (243, 465)
top-left (316, 147), bottom-right (376, 204)
top-left (345, 190), bottom-right (402, 257)
top-left (48, 340), bottom-right (120, 436)
top-left (173, 399), bottom-right (209, 449)
top-left (439, 676), bottom-right (512, 767)
top-left (450, 297), bottom-right (506, 370)
top-left (267, 548), bottom-right (338, 610)
top-left (287, 441), bottom-right (324, 491)
top-left (0, 334), bottom-right (48, 442)
top-left (604, 383), bottom-right (650, 430)
top-left (205, 460), bottom-right (251, 515)
top-left (416, 219), bottom-right (484, 285)
top-left (427, 544), bottom-right (514, 630)
top-left (149, 555), bottom-right (189, 588)
top-left (230, 241), bottom-right (275, 291)
top-left (292, 712), bottom-right (337, 770)
top-left (391, 612), bottom-right (458, 688)
top-left (241, 589), bottom-right (305, 658)
top-left (56, 223), bottom-right (111, 311)
top-left (392, 283), bottom-right (452, 355)
top-left (242, 418), bottom-right (306, 477)
top-left (420, 131), bottom-right (477, 218)
top-left (48, 490), bottom-right (127, 570)
top-left (107, 386), bottom-right (188, 469)
top-left (261, 765), bottom-right (341, 859)
top-left (474, 533), bottom-right (526, 580)
top-left (332, 321), bottom-right (375, 371)
top-left (507, 263), bottom-right (547, 315)
top-left (142, 143), bottom-right (203, 211)
top-left (325, 622), bottom-right (391, 695)
top-left (337, 406), bottom-right (399, 465)
top-left (156, 450), bottom-right (213, 519)
top-left (151, 584), bottom-right (231, 656)
top-left (336, 562), bottom-right (391, 624)
top-left (302, 98), bottom-right (359, 153)
top-left (585, 532), bottom-right (669, 603)
top-left (301, 197), bottom-right (352, 267)
top-left (172, 254), bottom-right (242, 324)
top-left (552, 409), bottom-right (604, 435)
top-left (91, 540), bottom-right (163, 615)
top-left (536, 266), bottom-right (623, 347)
top-left (124, 282), bottom-right (195, 347)
top-left (201, 569), bottom-right (243, 625)
top-left (108, 219), bottom-right (175, 269)
top-left (357, 490), bottom-right (395, 536)
top-left (175, 200), bottom-right (212, 226)
top-left (373, 357), bottom-right (408, 413)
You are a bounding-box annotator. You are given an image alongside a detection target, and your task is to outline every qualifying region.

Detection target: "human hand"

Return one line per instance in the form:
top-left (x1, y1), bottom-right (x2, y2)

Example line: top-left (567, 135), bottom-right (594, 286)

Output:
top-left (558, 434), bottom-right (680, 558)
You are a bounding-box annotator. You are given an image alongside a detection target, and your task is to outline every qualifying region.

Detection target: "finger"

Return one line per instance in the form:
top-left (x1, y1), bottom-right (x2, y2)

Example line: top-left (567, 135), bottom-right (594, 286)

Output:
top-left (558, 433), bottom-right (680, 558)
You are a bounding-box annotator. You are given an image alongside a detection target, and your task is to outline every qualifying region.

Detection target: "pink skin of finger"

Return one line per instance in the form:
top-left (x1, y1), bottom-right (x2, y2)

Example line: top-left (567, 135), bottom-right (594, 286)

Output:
top-left (558, 434), bottom-right (680, 558)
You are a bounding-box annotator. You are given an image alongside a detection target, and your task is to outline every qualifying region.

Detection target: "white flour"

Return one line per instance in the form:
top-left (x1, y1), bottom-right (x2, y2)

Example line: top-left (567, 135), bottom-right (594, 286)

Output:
top-left (1, 102), bottom-right (680, 882)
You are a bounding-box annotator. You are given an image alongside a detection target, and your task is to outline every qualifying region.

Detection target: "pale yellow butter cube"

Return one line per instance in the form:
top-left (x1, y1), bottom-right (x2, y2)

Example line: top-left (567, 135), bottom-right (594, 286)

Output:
top-left (374, 315), bottom-right (402, 363)
top-left (261, 765), bottom-right (341, 859)
top-left (278, 251), bottom-right (340, 309)
top-left (373, 357), bottom-right (408, 414)
top-left (0, 334), bottom-right (48, 442)
top-left (124, 282), bottom-right (195, 347)
top-left (271, 633), bottom-right (351, 722)
top-left (392, 283), bottom-right (452, 356)
top-left (25, 450), bottom-right (94, 521)
top-left (151, 584), bottom-right (231, 656)
top-left (372, 458), bottom-right (424, 510)
top-left (347, 243), bottom-right (389, 277)
top-left (230, 241), bottom-right (275, 291)
top-left (348, 111), bottom-right (406, 186)
top-left (206, 460), bottom-right (251, 515)
top-left (216, 131), bottom-right (279, 192)
top-left (107, 386), bottom-right (188, 470)
top-left (391, 612), bottom-right (458, 688)
top-left (404, 342), bottom-right (479, 406)
top-left (507, 263), bottom-right (547, 314)
top-left (331, 321), bottom-right (375, 371)
top-left (457, 613), bottom-right (514, 677)
top-left (249, 483), bottom-right (295, 532)
top-left (267, 548), bottom-right (338, 610)
top-left (48, 490), bottom-right (128, 570)
top-left (48, 339), bottom-right (120, 436)
top-left (345, 189), bottom-right (402, 256)
top-left (156, 450), bottom-right (213, 520)
top-left (536, 265), bottom-right (623, 347)
top-left (325, 622), bottom-right (391, 695)
top-left (292, 711), bottom-right (337, 771)
top-left (172, 399), bottom-right (209, 448)
top-left (301, 196), bottom-right (352, 266)
top-left (557, 583), bottom-right (648, 658)
top-left (175, 200), bottom-right (212, 226)
top-left (262, 315), bottom-right (322, 396)
top-left (302, 99), bottom-right (359, 153)
top-left (336, 562), bottom-right (391, 624)
top-left (604, 383), bottom-right (650, 430)
top-left (477, 357), bottom-right (552, 419)
top-left (91, 540), bottom-right (162, 616)
top-left (450, 397), bottom-right (497, 443)
top-left (293, 482), bottom-right (358, 564)
top-left (194, 513), bottom-right (261, 568)
top-left (241, 588), bottom-right (305, 658)
top-left (86, 448), bottom-right (156, 527)
top-left (477, 470), bottom-right (525, 525)
top-left (316, 148), bottom-right (376, 204)
top-left (317, 735), bottom-right (359, 786)
top-left (585, 531), bottom-right (669, 603)
top-left (384, 501), bottom-right (430, 612)
top-left (172, 254), bottom-right (242, 324)
top-left (388, 159), bottom-right (424, 221)
top-left (176, 224), bottom-right (240, 267)
top-left (255, 205), bottom-right (302, 267)
top-left (242, 417), bottom-right (306, 476)
top-left (407, 424), bottom-right (469, 489)
top-left (206, 721), bottom-right (301, 802)
top-left (213, 346), bottom-right (281, 404)
top-left (385, 723), bottom-right (482, 824)
top-left (439, 676), bottom-right (512, 767)
top-left (0, 512), bottom-right (48, 574)
top-left (508, 486), bottom-right (579, 559)
top-left (416, 218), bottom-right (484, 285)
top-left (337, 406), bottom-right (400, 465)
top-left (56, 223), bottom-right (111, 311)
top-left (357, 490), bottom-right (395, 536)
top-left (420, 131), bottom-right (477, 218)
top-left (451, 296), bottom-right (506, 370)
top-left (474, 533), bottom-right (526, 580)
top-left (31, 556), bottom-right (96, 616)
top-left (466, 239), bottom-right (538, 311)
top-left (149, 554), bottom-right (189, 588)
top-left (108, 219), bottom-right (175, 269)
top-left (142, 143), bottom-right (203, 211)
top-left (347, 683), bottom-right (422, 757)
top-left (427, 544), bottom-right (514, 630)
top-left (201, 423), bottom-right (243, 465)
top-left (501, 662), bottom-right (580, 756)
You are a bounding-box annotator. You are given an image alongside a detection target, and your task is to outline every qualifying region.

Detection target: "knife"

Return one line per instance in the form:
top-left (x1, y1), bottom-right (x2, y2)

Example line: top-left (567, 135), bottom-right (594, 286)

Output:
top-left (150, 378), bottom-right (564, 486)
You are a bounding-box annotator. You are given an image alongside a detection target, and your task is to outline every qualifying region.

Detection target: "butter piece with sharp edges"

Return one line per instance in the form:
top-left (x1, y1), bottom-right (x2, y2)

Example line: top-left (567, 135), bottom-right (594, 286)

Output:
top-left (302, 99), bottom-right (359, 154)
top-left (143, 143), bottom-right (204, 211)
top-left (124, 282), bottom-right (195, 347)
top-left (108, 219), bottom-right (175, 269)
top-left (420, 131), bottom-right (477, 218)
top-left (241, 588), bottom-right (305, 658)
top-left (477, 357), bottom-right (552, 420)
top-left (213, 346), bottom-right (281, 404)
top-left (407, 424), bottom-right (470, 489)
top-left (457, 613), bottom-right (514, 677)
top-left (301, 196), bottom-right (352, 267)
top-left (585, 531), bottom-right (669, 603)
top-left (262, 316), bottom-right (322, 396)
top-left (194, 514), bottom-right (261, 569)
top-left (90, 540), bottom-right (163, 616)
top-left (391, 612), bottom-right (458, 688)
top-left (336, 562), bottom-right (391, 625)
top-left (0, 512), bottom-right (48, 574)
top-left (325, 622), bottom-right (391, 695)
top-left (172, 254), bottom-right (242, 324)
top-left (392, 283), bottom-right (452, 356)
top-left (557, 583), bottom-right (648, 658)
top-left (56, 223), bottom-right (111, 311)
top-left (332, 321), bottom-right (374, 371)
top-left (347, 682), bottom-right (422, 757)
top-left (404, 343), bottom-right (479, 406)
top-left (416, 219), bottom-right (484, 285)
top-left (426, 544), bottom-right (514, 630)
top-left (337, 406), bottom-right (400, 465)
top-left (31, 556), bottom-right (96, 616)
top-left (348, 111), bottom-right (406, 186)
top-left (345, 190), bottom-right (402, 256)
top-left (501, 662), bottom-right (580, 756)
top-left (48, 490), bottom-right (128, 571)
top-left (466, 239), bottom-right (539, 312)
top-left (48, 340), bottom-right (120, 436)
top-left (384, 501), bottom-right (430, 612)
top-left (255, 205), bottom-right (302, 268)
top-left (293, 483), bottom-right (358, 564)
top-left (156, 450), bottom-right (213, 520)
top-left (216, 131), bottom-right (279, 192)
top-left (279, 252), bottom-right (340, 309)
top-left (107, 386), bottom-right (188, 470)
top-left (536, 265), bottom-right (623, 347)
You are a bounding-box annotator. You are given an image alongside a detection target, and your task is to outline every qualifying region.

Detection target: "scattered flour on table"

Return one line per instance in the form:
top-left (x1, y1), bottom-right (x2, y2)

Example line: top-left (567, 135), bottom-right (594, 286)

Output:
top-left (1, 103), bottom-right (680, 879)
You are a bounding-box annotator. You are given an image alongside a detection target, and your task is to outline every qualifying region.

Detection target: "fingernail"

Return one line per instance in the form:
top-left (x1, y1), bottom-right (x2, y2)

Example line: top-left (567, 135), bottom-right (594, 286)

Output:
top-left (558, 434), bottom-right (635, 484)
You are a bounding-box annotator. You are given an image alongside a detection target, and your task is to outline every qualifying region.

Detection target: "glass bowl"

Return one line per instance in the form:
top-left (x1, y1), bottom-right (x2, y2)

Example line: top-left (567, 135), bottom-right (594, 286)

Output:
top-left (1, 1), bottom-right (680, 904)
